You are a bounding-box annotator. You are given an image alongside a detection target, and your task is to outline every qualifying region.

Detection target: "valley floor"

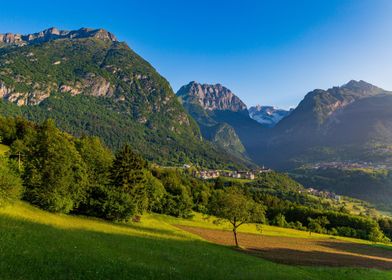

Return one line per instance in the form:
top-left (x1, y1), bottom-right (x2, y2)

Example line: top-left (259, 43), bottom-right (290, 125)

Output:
top-left (1, 202), bottom-right (392, 280)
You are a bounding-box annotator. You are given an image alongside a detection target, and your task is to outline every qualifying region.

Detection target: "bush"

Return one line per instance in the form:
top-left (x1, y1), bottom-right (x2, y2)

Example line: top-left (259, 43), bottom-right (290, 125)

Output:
top-left (102, 189), bottom-right (136, 222)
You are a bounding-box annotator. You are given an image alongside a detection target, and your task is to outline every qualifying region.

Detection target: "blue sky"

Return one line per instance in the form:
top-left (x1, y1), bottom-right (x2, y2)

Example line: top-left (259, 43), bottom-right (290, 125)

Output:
top-left (1, 0), bottom-right (392, 108)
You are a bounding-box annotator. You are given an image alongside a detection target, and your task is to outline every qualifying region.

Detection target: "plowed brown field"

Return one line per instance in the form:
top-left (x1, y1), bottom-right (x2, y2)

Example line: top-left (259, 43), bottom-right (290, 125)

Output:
top-left (176, 225), bottom-right (392, 269)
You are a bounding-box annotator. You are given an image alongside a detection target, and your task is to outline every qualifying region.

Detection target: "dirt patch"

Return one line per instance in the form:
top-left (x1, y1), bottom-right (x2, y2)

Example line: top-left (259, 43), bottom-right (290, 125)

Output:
top-left (176, 225), bottom-right (392, 269)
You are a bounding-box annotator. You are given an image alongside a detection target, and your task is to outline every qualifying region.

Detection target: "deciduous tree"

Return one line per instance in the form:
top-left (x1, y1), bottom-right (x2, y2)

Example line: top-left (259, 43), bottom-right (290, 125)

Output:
top-left (208, 187), bottom-right (265, 247)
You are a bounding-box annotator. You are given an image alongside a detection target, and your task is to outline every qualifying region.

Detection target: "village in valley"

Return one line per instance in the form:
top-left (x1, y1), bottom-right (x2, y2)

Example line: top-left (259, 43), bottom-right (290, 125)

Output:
top-left (192, 167), bottom-right (272, 180)
top-left (300, 187), bottom-right (341, 201)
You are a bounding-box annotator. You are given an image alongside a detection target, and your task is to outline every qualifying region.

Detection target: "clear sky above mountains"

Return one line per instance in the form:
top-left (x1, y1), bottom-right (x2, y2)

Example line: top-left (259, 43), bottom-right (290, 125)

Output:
top-left (1, 0), bottom-right (391, 108)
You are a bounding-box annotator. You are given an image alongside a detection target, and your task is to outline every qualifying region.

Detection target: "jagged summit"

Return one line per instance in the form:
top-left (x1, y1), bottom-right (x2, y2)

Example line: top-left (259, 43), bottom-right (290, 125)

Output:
top-left (341, 80), bottom-right (384, 94)
top-left (177, 81), bottom-right (247, 112)
top-left (0, 27), bottom-right (118, 46)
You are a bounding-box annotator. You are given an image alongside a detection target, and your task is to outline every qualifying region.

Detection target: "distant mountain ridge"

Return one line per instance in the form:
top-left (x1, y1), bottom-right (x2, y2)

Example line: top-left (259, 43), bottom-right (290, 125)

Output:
top-left (0, 27), bottom-right (118, 46)
top-left (248, 105), bottom-right (292, 127)
top-left (253, 80), bottom-right (392, 169)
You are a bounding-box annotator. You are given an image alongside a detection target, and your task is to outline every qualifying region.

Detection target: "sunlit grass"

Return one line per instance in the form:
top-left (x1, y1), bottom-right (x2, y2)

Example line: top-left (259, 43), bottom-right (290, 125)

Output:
top-left (154, 212), bottom-right (392, 246)
top-left (1, 202), bottom-right (392, 279)
top-left (0, 143), bottom-right (9, 155)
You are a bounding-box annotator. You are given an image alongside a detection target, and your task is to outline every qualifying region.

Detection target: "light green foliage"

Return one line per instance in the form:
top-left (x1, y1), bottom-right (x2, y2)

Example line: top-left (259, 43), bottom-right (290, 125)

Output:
top-left (0, 157), bottom-right (21, 206)
top-left (208, 187), bottom-right (265, 246)
top-left (307, 216), bottom-right (330, 234)
top-left (152, 168), bottom-right (195, 218)
top-left (22, 120), bottom-right (88, 213)
top-left (0, 143), bottom-right (9, 155)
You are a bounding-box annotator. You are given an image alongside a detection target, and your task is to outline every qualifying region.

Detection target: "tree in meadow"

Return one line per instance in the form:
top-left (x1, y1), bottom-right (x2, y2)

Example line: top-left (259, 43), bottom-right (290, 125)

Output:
top-left (208, 187), bottom-right (265, 247)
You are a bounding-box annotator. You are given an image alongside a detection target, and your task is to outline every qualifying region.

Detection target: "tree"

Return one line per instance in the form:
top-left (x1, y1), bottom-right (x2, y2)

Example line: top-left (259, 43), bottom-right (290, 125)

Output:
top-left (208, 187), bottom-right (265, 247)
top-left (110, 144), bottom-right (148, 190)
top-left (74, 136), bottom-right (114, 217)
top-left (307, 216), bottom-right (329, 235)
top-left (23, 119), bottom-right (88, 213)
top-left (272, 213), bottom-right (287, 227)
top-left (106, 144), bottom-right (153, 220)
top-left (152, 168), bottom-right (193, 218)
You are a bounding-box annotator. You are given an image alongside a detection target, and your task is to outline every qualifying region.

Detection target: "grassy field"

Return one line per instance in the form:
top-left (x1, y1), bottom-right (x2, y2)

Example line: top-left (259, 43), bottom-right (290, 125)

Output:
top-left (154, 212), bottom-right (388, 245)
top-left (1, 202), bottom-right (392, 279)
top-left (0, 143), bottom-right (9, 155)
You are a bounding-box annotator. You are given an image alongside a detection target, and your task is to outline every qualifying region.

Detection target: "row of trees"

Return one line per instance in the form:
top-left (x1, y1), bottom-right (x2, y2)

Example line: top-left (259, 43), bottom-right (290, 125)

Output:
top-left (0, 116), bottom-right (390, 245)
top-left (0, 117), bottom-right (221, 222)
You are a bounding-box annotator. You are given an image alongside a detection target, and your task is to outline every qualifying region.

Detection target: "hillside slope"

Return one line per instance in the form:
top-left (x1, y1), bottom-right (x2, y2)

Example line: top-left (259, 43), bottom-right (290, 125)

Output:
top-left (1, 202), bottom-right (391, 280)
top-left (0, 28), bottom-right (241, 168)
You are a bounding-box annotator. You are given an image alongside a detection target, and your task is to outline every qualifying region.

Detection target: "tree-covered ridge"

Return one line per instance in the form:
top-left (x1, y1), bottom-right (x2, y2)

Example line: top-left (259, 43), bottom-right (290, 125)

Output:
top-left (0, 32), bottom-right (245, 168)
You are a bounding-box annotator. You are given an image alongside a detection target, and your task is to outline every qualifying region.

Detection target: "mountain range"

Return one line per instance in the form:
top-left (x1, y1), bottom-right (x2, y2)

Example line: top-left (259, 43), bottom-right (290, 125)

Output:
top-left (256, 80), bottom-right (392, 169)
top-left (0, 27), bottom-right (246, 168)
top-left (1, 27), bottom-right (392, 208)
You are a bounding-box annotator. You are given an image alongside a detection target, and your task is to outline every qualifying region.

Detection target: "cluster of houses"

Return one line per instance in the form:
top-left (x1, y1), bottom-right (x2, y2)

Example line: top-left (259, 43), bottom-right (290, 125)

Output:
top-left (300, 187), bottom-right (340, 201)
top-left (192, 167), bottom-right (272, 180)
top-left (193, 170), bottom-right (256, 180)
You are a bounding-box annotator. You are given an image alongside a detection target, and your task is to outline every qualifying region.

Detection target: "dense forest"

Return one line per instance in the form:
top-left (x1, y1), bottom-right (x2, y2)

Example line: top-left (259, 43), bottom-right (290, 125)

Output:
top-left (0, 116), bottom-right (391, 242)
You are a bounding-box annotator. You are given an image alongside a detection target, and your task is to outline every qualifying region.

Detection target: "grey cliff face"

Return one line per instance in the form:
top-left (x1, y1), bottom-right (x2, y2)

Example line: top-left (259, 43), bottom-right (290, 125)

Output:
top-left (177, 81), bottom-right (247, 112)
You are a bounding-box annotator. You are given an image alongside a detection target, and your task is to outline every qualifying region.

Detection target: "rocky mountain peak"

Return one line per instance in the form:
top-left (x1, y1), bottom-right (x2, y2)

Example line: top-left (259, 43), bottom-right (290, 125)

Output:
top-left (0, 27), bottom-right (118, 46)
top-left (341, 80), bottom-right (384, 95)
top-left (177, 81), bottom-right (247, 112)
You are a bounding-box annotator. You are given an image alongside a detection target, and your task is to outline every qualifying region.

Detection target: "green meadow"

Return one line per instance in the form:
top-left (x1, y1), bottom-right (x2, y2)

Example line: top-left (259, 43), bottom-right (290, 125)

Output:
top-left (1, 202), bottom-right (391, 280)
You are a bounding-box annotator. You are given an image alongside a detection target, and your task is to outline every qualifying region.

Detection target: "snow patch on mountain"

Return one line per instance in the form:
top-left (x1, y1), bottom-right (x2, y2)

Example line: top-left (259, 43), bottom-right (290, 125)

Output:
top-left (249, 105), bottom-right (292, 127)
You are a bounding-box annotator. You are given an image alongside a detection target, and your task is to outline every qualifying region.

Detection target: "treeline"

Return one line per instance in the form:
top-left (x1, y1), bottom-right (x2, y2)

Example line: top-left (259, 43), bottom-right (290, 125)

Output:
top-left (0, 116), bottom-right (211, 221)
top-left (247, 185), bottom-right (389, 242)
top-left (0, 116), bottom-right (390, 242)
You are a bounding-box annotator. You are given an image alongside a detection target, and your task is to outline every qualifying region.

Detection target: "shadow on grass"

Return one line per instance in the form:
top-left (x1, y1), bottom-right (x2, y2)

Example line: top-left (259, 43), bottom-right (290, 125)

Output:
top-left (177, 224), bottom-right (392, 270)
top-left (315, 240), bottom-right (392, 260)
top-left (245, 247), bottom-right (392, 269)
top-left (2, 212), bottom-right (392, 280)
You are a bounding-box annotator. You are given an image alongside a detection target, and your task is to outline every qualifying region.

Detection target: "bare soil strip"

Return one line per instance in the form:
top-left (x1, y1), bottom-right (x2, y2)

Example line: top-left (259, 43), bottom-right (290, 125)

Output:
top-left (176, 225), bottom-right (392, 269)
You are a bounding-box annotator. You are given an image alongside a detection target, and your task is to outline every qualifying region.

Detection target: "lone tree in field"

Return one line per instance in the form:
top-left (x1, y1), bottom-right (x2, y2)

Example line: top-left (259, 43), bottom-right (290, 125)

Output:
top-left (208, 187), bottom-right (265, 247)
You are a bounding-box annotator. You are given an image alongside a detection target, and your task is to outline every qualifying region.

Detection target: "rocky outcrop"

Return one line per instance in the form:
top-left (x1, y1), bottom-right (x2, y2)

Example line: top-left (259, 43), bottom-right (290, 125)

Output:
top-left (0, 27), bottom-right (118, 46)
top-left (0, 74), bottom-right (114, 106)
top-left (177, 81), bottom-right (247, 112)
